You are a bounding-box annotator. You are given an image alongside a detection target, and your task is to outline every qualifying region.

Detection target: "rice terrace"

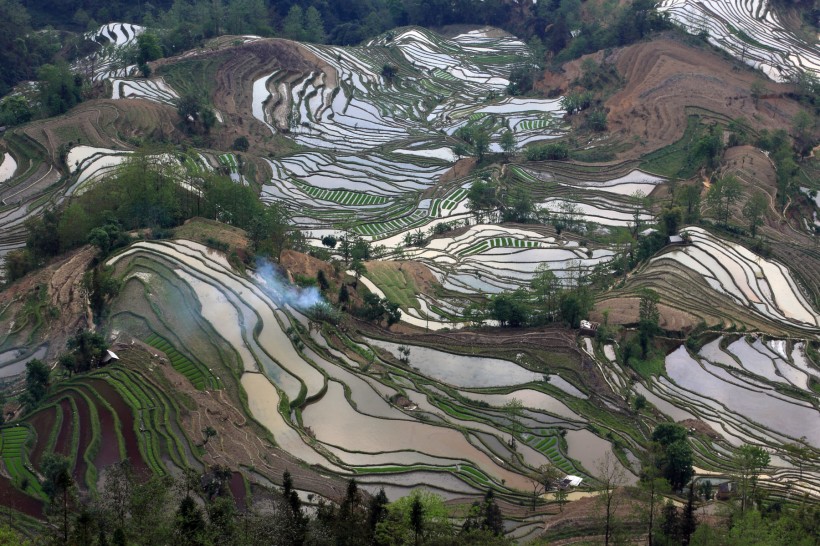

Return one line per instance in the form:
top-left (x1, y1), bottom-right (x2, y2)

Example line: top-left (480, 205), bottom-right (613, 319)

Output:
top-left (0, 0), bottom-right (818, 544)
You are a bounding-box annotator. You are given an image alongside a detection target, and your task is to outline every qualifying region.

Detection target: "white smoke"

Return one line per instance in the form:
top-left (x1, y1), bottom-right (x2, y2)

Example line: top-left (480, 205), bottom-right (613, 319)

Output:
top-left (253, 258), bottom-right (324, 311)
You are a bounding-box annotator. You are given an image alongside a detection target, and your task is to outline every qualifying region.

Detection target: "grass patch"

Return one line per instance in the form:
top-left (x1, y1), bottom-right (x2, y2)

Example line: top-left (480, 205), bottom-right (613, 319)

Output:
top-left (145, 333), bottom-right (219, 390)
top-left (640, 115), bottom-right (708, 178)
top-left (366, 265), bottom-right (420, 311)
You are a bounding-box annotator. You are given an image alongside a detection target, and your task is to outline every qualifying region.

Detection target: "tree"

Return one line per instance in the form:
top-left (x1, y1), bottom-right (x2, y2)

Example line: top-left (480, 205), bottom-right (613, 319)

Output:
top-left (38, 62), bottom-right (84, 116)
top-left (41, 453), bottom-right (75, 544)
top-left (304, 6), bottom-right (327, 43)
top-left (67, 329), bottom-right (108, 373)
top-left (381, 63), bottom-right (398, 84)
top-left (659, 206), bottom-right (683, 237)
top-left (733, 444), bottom-right (770, 513)
top-left (500, 130), bottom-right (516, 157)
top-left (742, 191), bottom-right (768, 238)
top-left (201, 426), bottom-right (217, 446)
top-left (679, 184), bottom-right (702, 224)
top-left (473, 129), bottom-right (491, 162)
top-left (282, 5), bottom-right (306, 41)
top-left (707, 175), bottom-right (742, 226)
top-left (84, 265), bottom-right (122, 321)
top-left (22, 358), bottom-right (50, 411)
top-left (0, 94), bottom-right (33, 126)
top-left (596, 452), bottom-right (627, 546)
top-left (504, 397), bottom-right (524, 448)
top-left (410, 495), bottom-right (424, 546)
top-left (528, 463), bottom-right (562, 510)
top-left (462, 489), bottom-right (504, 536)
top-left (367, 488), bottom-right (389, 541)
top-left (174, 495), bottom-right (206, 545)
top-left (636, 453), bottom-right (670, 546)
top-left (531, 264), bottom-right (561, 321)
top-left (136, 32), bottom-right (163, 65)
top-left (489, 291), bottom-right (530, 327)
top-left (652, 423), bottom-right (694, 491)
top-left (638, 288), bottom-right (661, 357)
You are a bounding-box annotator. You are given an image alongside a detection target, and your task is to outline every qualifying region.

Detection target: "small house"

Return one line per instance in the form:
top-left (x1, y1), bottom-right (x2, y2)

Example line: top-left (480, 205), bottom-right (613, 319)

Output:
top-left (101, 349), bottom-right (120, 365)
top-left (579, 320), bottom-right (599, 335)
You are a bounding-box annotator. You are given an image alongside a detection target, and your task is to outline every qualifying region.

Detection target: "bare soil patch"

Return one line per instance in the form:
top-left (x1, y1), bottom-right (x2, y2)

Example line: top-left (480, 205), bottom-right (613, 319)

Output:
top-left (585, 35), bottom-right (805, 159)
top-left (592, 297), bottom-right (700, 332)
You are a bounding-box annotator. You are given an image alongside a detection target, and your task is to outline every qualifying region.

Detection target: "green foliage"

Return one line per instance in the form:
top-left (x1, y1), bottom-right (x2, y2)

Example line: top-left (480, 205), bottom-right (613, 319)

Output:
top-left (231, 136), bottom-right (249, 152)
top-left (507, 66), bottom-right (537, 96)
top-left (137, 32), bottom-right (163, 65)
top-left (651, 423), bottom-right (694, 491)
top-left (0, 95), bottom-right (33, 126)
top-left (21, 358), bottom-right (50, 411)
top-left (38, 62), bottom-right (85, 116)
top-left (742, 191), bottom-right (768, 238)
top-left (707, 175), bottom-right (743, 226)
top-left (489, 290), bottom-right (531, 327)
top-left (525, 141), bottom-right (569, 161)
top-left (66, 329), bottom-right (109, 372)
top-left (560, 91), bottom-right (593, 115)
top-left (466, 179), bottom-right (498, 219)
top-left (175, 94), bottom-right (216, 134)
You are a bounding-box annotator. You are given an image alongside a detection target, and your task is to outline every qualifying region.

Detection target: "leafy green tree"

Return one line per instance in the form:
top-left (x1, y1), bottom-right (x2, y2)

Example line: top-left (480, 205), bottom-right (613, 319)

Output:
top-left (466, 179), bottom-right (498, 221)
top-left (462, 489), bottom-right (504, 536)
top-left (651, 423), bottom-right (694, 491)
top-left (304, 6), bottom-right (327, 43)
top-left (472, 129), bottom-right (491, 162)
top-left (502, 187), bottom-right (534, 223)
top-left (659, 206), bottom-right (683, 236)
top-left (137, 32), bottom-right (163, 65)
top-left (84, 265), bottom-right (122, 322)
top-left (527, 463), bottom-right (562, 510)
top-left (733, 444), bottom-right (770, 513)
top-left (500, 130), bottom-right (516, 157)
top-left (707, 175), bottom-right (742, 226)
top-left (282, 5), bottom-right (306, 41)
top-left (742, 191), bottom-right (768, 238)
top-left (42, 453), bottom-right (75, 544)
top-left (638, 288), bottom-right (660, 357)
top-left (489, 290), bottom-right (530, 327)
top-left (531, 264), bottom-right (561, 321)
top-left (0, 94), bottom-right (33, 126)
top-left (38, 62), bottom-right (84, 116)
top-left (67, 329), bottom-right (109, 372)
top-left (679, 184), bottom-right (702, 224)
top-left (559, 287), bottom-right (594, 328)
top-left (174, 495), bottom-right (206, 545)
top-left (21, 358), bottom-right (50, 411)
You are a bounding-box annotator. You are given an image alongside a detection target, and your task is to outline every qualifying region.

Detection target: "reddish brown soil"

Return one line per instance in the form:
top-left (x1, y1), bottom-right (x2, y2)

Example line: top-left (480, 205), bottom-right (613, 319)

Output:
top-left (53, 398), bottom-right (74, 460)
top-left (80, 386), bottom-right (123, 472)
top-left (0, 477), bottom-right (43, 518)
top-left (86, 379), bottom-right (150, 476)
top-left (281, 249), bottom-right (338, 286)
top-left (439, 157), bottom-right (477, 183)
top-left (72, 390), bottom-right (94, 488)
top-left (25, 405), bottom-right (57, 467)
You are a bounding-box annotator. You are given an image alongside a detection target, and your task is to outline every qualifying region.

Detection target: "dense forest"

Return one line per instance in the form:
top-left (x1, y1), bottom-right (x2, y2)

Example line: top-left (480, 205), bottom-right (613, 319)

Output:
top-left (1, 0), bottom-right (671, 98)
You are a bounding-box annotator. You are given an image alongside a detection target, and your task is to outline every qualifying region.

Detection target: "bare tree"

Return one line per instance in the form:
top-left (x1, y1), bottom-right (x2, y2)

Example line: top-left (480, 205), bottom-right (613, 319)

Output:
top-left (596, 452), bottom-right (627, 546)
